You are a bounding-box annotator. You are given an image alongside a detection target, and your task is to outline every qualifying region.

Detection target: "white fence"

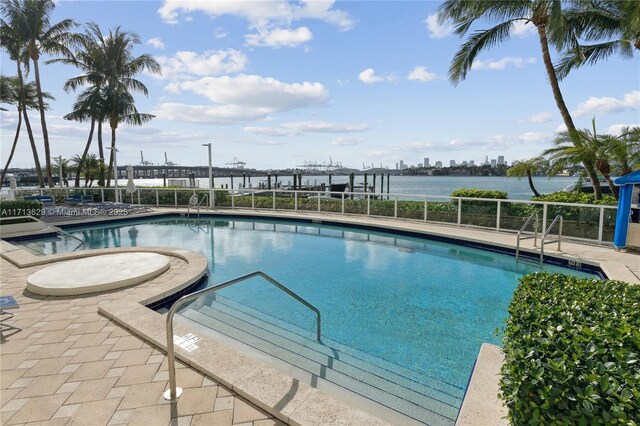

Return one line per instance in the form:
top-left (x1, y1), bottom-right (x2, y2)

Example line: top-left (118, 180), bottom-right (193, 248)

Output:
top-left (11, 187), bottom-right (618, 245)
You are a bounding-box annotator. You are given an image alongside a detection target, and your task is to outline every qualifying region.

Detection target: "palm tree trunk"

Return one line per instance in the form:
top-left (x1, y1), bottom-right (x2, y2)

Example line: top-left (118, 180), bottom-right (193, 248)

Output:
top-left (15, 62), bottom-right (44, 188)
top-left (1, 107), bottom-right (22, 185)
top-left (75, 118), bottom-right (96, 187)
top-left (106, 126), bottom-right (116, 188)
top-left (602, 174), bottom-right (619, 199)
top-left (97, 121), bottom-right (105, 186)
top-left (527, 171), bottom-right (541, 197)
top-left (32, 58), bottom-right (54, 188)
top-left (536, 24), bottom-right (603, 200)
top-left (23, 108), bottom-right (44, 188)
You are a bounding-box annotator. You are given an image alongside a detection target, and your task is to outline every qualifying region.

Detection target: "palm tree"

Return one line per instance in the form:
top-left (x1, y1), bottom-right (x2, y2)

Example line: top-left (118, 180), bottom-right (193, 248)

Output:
top-left (95, 26), bottom-right (160, 186)
top-left (607, 126), bottom-right (640, 176)
top-left (1, 0), bottom-right (77, 187)
top-left (555, 0), bottom-right (640, 79)
top-left (545, 118), bottom-right (618, 198)
top-left (0, 75), bottom-right (53, 185)
top-left (437, 0), bottom-right (603, 198)
top-left (507, 156), bottom-right (547, 197)
top-left (0, 16), bottom-right (45, 187)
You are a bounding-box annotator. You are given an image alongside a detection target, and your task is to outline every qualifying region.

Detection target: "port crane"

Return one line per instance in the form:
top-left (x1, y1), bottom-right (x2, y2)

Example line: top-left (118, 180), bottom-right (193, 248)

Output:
top-left (164, 152), bottom-right (177, 167)
top-left (140, 151), bottom-right (154, 166)
top-left (225, 157), bottom-right (246, 169)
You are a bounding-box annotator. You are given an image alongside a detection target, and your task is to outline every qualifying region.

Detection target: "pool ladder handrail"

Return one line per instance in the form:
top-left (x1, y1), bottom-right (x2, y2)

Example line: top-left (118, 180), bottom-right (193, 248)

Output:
top-left (186, 194), bottom-right (208, 218)
top-left (2, 215), bottom-right (85, 251)
top-left (163, 270), bottom-right (322, 401)
top-left (515, 212), bottom-right (538, 263)
top-left (540, 215), bottom-right (563, 266)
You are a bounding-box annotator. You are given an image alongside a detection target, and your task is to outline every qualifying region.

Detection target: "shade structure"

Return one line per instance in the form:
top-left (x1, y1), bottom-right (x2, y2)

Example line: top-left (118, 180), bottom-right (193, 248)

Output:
top-left (126, 166), bottom-right (136, 195)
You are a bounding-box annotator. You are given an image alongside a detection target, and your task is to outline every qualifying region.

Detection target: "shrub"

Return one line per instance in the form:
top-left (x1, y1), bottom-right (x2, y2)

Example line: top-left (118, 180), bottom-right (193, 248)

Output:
top-left (451, 188), bottom-right (508, 199)
top-left (0, 200), bottom-right (44, 218)
top-left (500, 273), bottom-right (640, 425)
top-left (533, 191), bottom-right (617, 206)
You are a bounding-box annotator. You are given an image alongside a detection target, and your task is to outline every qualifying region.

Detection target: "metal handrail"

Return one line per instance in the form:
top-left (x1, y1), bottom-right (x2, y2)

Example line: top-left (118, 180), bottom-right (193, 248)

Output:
top-left (163, 270), bottom-right (322, 401)
top-left (515, 213), bottom-right (538, 263)
top-left (186, 194), bottom-right (208, 218)
top-left (2, 215), bottom-right (85, 251)
top-left (540, 215), bottom-right (563, 265)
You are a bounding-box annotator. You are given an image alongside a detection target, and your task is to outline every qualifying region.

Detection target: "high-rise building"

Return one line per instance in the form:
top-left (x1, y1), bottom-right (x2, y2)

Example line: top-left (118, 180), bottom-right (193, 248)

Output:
top-left (424, 157), bottom-right (430, 167)
top-left (418, 163), bottom-right (423, 168)
top-left (435, 161), bottom-right (442, 169)
top-left (399, 160), bottom-right (405, 170)
top-left (491, 159), bottom-right (497, 168)
top-left (450, 160), bottom-right (456, 167)
top-left (469, 160), bottom-right (475, 166)
top-left (395, 162), bottom-right (399, 170)
top-left (498, 155), bottom-right (505, 166)
top-left (462, 161), bottom-right (468, 166)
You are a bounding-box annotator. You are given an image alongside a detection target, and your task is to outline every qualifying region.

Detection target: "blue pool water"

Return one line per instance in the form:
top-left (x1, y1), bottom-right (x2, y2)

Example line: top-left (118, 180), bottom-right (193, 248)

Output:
top-left (16, 216), bottom-right (598, 422)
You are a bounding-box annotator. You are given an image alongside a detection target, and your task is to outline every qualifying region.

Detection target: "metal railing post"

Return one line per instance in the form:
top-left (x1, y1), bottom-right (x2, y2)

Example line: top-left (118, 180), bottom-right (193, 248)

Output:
top-left (496, 200), bottom-right (501, 231)
top-left (101, 188), bottom-right (104, 202)
top-left (251, 190), bottom-right (254, 209)
top-left (295, 191), bottom-right (298, 211)
top-left (272, 190), bottom-right (276, 210)
top-left (137, 190), bottom-right (141, 205)
top-left (367, 194), bottom-right (370, 216)
top-left (317, 192), bottom-right (321, 212)
top-left (155, 189), bottom-right (159, 207)
top-left (598, 206), bottom-right (604, 245)
top-left (231, 189), bottom-right (235, 209)
top-left (424, 196), bottom-right (428, 222)
top-left (394, 195), bottom-right (398, 218)
top-left (542, 203), bottom-right (548, 233)
top-left (174, 190), bottom-right (178, 208)
top-left (457, 198), bottom-right (462, 226)
top-left (341, 193), bottom-right (345, 214)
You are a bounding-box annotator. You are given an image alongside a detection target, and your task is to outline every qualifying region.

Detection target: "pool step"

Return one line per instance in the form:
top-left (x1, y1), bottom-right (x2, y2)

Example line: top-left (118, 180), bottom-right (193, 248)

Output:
top-left (190, 294), bottom-right (463, 402)
top-left (179, 299), bottom-right (460, 425)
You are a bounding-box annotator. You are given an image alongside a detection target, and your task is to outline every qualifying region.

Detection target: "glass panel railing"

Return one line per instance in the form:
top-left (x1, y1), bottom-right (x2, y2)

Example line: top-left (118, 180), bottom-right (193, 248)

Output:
top-left (460, 198), bottom-right (499, 228)
top-left (274, 192), bottom-right (295, 211)
top-left (397, 195), bottom-right (425, 221)
top-left (601, 207), bottom-right (617, 243)
top-left (296, 192), bottom-right (318, 212)
top-left (545, 203), bottom-right (604, 241)
top-left (369, 194), bottom-right (395, 218)
top-left (320, 193), bottom-right (342, 214)
top-left (343, 193), bottom-right (366, 215)
top-left (213, 189), bottom-right (232, 208)
top-left (426, 196), bottom-right (457, 225)
top-left (499, 201), bottom-right (541, 232)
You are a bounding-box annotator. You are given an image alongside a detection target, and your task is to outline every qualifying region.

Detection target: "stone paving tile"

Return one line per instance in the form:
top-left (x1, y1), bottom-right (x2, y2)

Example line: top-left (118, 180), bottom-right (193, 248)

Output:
top-left (174, 386), bottom-right (219, 417)
top-left (68, 359), bottom-right (115, 382)
top-left (118, 381), bottom-right (168, 410)
top-left (65, 377), bottom-right (119, 405)
top-left (233, 397), bottom-right (271, 424)
top-left (107, 409), bottom-right (134, 425)
top-left (68, 344), bottom-right (113, 364)
top-left (4, 393), bottom-right (71, 424)
top-left (115, 363), bottom-right (161, 387)
top-left (110, 335), bottom-right (144, 351)
top-left (127, 404), bottom-right (173, 426)
top-left (69, 331), bottom-right (111, 349)
top-left (14, 373), bottom-right (72, 399)
top-left (112, 348), bottom-right (153, 368)
top-left (66, 398), bottom-right (120, 426)
top-left (22, 357), bottom-right (72, 377)
top-left (191, 410), bottom-right (233, 426)
top-left (26, 341), bottom-right (74, 360)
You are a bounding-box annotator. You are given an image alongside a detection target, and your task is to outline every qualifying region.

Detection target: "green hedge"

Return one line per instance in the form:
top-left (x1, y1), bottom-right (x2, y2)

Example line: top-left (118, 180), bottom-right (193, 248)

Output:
top-left (451, 188), bottom-right (508, 199)
top-left (0, 200), bottom-right (44, 218)
top-left (500, 273), bottom-right (640, 424)
top-left (532, 192), bottom-right (617, 206)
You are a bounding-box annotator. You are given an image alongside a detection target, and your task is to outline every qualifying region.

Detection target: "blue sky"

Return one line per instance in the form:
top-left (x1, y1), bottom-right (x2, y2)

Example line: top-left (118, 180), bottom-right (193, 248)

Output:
top-left (1, 0), bottom-right (639, 170)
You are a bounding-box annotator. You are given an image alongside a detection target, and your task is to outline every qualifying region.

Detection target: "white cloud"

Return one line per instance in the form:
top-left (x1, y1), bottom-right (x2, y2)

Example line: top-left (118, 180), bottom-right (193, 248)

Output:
top-left (471, 56), bottom-right (536, 71)
top-left (606, 123), bottom-right (640, 135)
top-left (358, 68), bottom-right (395, 84)
top-left (517, 132), bottom-right (548, 142)
top-left (519, 111), bottom-right (553, 124)
top-left (407, 66), bottom-right (437, 82)
top-left (331, 136), bottom-right (363, 146)
top-left (368, 141), bottom-right (434, 159)
top-left (556, 123), bottom-right (568, 133)
top-left (573, 90), bottom-right (640, 117)
top-left (512, 20), bottom-right (535, 37)
top-left (424, 13), bottom-right (454, 39)
top-left (156, 75), bottom-right (329, 124)
top-left (158, 0), bottom-right (354, 30)
top-left (155, 49), bottom-right (247, 80)
top-left (146, 37), bottom-right (165, 49)
top-left (213, 27), bottom-right (227, 39)
top-left (246, 26), bottom-right (312, 48)
top-left (244, 121), bottom-right (371, 137)
top-left (446, 132), bottom-right (550, 151)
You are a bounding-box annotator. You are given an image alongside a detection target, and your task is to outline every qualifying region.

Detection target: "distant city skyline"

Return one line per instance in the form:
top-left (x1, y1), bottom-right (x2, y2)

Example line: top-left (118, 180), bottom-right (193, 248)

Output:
top-left (1, 1), bottom-right (638, 170)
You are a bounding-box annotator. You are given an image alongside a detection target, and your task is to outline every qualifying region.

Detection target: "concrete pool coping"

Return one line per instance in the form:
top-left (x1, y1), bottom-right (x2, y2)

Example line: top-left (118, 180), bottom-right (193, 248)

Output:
top-left (2, 207), bottom-right (639, 425)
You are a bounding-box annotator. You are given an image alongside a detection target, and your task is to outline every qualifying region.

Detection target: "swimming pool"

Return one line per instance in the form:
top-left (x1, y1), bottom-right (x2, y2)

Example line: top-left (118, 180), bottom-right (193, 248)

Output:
top-left (13, 215), bottom-right (599, 424)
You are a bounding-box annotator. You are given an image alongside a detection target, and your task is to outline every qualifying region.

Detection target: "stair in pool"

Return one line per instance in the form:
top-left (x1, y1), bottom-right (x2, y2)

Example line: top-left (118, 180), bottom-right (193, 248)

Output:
top-left (178, 295), bottom-right (464, 425)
